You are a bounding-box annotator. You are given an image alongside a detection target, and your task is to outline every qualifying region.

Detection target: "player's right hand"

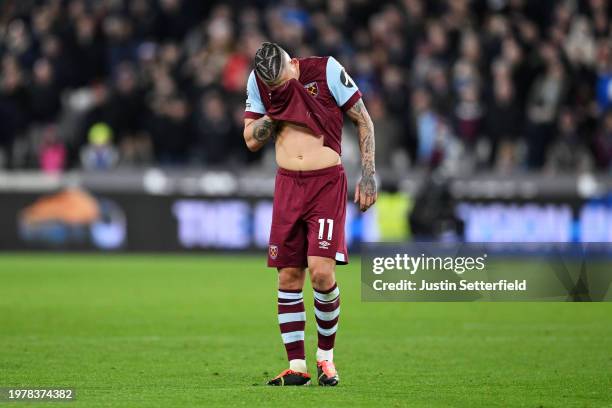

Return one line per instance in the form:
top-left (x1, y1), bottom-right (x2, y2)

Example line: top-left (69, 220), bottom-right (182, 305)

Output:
top-left (354, 175), bottom-right (377, 212)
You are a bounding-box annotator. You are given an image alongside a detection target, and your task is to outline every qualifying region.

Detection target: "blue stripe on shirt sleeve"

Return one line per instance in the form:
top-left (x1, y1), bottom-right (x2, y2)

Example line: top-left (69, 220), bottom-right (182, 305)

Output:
top-left (245, 70), bottom-right (265, 114)
top-left (326, 56), bottom-right (359, 108)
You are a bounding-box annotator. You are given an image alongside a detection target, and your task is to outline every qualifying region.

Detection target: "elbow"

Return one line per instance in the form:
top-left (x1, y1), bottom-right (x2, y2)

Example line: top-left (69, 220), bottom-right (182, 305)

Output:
top-left (243, 131), bottom-right (261, 152)
top-left (246, 141), bottom-right (261, 152)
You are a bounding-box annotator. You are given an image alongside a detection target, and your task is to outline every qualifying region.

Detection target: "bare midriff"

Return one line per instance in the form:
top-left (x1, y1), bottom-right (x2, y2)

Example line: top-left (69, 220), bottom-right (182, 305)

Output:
top-left (274, 122), bottom-right (341, 171)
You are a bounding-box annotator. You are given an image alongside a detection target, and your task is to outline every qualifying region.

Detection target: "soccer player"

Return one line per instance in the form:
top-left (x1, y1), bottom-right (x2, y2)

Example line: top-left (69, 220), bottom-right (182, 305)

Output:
top-left (243, 42), bottom-right (376, 386)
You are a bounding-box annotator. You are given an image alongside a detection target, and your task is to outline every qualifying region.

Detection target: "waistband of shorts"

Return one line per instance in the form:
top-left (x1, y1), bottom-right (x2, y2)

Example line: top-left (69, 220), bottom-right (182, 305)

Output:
top-left (277, 164), bottom-right (344, 178)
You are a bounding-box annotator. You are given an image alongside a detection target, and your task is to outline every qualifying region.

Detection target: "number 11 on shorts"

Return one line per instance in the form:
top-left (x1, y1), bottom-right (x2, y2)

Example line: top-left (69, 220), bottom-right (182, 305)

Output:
top-left (318, 218), bottom-right (334, 241)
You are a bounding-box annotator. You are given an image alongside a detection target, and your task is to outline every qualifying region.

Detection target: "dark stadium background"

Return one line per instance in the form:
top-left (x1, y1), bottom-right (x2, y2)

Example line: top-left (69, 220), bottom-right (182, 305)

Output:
top-left (0, 0), bottom-right (611, 250)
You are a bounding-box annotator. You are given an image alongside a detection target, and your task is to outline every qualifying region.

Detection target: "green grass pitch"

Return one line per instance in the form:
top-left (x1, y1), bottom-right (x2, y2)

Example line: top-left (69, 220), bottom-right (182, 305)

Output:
top-left (0, 254), bottom-right (610, 407)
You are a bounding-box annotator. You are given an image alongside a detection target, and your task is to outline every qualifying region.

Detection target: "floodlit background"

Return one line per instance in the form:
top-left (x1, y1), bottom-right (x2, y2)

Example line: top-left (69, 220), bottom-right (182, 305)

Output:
top-left (0, 0), bottom-right (610, 248)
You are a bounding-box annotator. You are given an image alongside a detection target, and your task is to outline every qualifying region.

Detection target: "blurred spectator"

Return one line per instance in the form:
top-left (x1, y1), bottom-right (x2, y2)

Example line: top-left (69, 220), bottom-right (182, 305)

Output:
top-left (525, 55), bottom-right (567, 168)
top-left (593, 109), bottom-right (612, 171)
top-left (147, 94), bottom-right (191, 165)
top-left (485, 74), bottom-right (522, 169)
top-left (411, 88), bottom-right (437, 164)
top-left (427, 65), bottom-right (453, 115)
top-left (368, 94), bottom-right (402, 167)
top-left (193, 91), bottom-right (233, 165)
top-left (453, 82), bottom-right (483, 144)
top-left (595, 40), bottom-right (612, 113)
top-left (80, 122), bottom-right (118, 170)
top-left (546, 108), bottom-right (592, 173)
top-left (29, 58), bottom-right (61, 123)
top-left (72, 14), bottom-right (107, 86)
top-left (410, 87), bottom-right (451, 168)
top-left (107, 63), bottom-right (151, 166)
top-left (38, 125), bottom-right (66, 174)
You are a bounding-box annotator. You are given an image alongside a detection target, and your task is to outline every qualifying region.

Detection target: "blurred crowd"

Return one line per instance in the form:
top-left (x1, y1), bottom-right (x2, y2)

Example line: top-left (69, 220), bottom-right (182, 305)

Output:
top-left (0, 0), bottom-right (611, 174)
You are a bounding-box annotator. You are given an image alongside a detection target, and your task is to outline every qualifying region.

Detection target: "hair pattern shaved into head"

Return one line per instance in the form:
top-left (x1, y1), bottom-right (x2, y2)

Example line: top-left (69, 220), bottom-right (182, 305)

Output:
top-left (254, 42), bottom-right (287, 85)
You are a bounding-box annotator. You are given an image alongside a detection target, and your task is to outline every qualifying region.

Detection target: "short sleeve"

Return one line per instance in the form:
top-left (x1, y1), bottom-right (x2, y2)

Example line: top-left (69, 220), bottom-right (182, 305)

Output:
top-left (245, 70), bottom-right (265, 119)
top-left (326, 57), bottom-right (361, 111)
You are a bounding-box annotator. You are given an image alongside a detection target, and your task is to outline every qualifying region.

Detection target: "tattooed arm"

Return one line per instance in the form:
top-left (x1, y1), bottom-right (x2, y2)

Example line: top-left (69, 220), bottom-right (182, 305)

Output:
top-left (346, 98), bottom-right (377, 212)
top-left (243, 115), bottom-right (278, 152)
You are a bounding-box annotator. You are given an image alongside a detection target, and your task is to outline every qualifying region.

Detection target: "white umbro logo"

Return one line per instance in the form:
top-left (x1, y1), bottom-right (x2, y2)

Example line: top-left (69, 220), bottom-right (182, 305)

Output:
top-left (319, 241), bottom-right (330, 249)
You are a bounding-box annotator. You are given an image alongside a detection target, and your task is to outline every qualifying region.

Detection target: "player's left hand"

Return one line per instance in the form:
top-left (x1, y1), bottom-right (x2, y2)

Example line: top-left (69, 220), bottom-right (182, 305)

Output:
top-left (354, 174), bottom-right (377, 212)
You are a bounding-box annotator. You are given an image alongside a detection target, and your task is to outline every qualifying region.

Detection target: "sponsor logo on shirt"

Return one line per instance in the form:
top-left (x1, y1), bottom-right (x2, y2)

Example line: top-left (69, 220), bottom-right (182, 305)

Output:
top-left (319, 240), bottom-right (330, 250)
top-left (340, 69), bottom-right (354, 88)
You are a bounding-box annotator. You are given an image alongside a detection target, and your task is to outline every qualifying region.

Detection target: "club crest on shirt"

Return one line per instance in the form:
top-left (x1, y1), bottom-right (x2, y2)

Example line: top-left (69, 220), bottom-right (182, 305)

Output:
top-left (269, 244), bottom-right (278, 259)
top-left (304, 81), bottom-right (319, 97)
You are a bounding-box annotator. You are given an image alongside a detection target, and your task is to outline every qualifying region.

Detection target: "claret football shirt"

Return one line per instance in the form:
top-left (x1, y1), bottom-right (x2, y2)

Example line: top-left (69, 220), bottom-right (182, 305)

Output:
top-left (244, 56), bottom-right (362, 155)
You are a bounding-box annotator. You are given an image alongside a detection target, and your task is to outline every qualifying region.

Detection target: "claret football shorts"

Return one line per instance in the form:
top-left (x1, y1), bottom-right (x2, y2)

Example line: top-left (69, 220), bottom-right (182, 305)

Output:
top-left (268, 164), bottom-right (348, 268)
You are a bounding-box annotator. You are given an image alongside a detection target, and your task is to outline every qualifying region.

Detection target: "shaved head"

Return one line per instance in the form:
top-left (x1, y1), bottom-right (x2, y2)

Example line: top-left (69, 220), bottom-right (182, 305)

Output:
top-left (254, 42), bottom-right (291, 86)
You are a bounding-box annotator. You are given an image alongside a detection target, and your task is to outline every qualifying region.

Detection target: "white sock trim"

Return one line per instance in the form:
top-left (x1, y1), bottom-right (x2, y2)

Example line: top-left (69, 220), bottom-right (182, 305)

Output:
top-left (314, 307), bottom-right (340, 321)
top-left (278, 291), bottom-right (303, 300)
top-left (278, 312), bottom-right (306, 324)
top-left (316, 348), bottom-right (333, 362)
top-left (314, 287), bottom-right (340, 302)
top-left (281, 331), bottom-right (304, 343)
top-left (289, 359), bottom-right (308, 373)
top-left (316, 323), bottom-right (338, 337)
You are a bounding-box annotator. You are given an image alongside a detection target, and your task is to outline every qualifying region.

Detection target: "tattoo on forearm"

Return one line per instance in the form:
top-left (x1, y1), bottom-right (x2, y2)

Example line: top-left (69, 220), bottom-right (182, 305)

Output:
top-left (252, 117), bottom-right (277, 143)
top-left (359, 171), bottom-right (376, 197)
top-left (347, 99), bottom-right (376, 196)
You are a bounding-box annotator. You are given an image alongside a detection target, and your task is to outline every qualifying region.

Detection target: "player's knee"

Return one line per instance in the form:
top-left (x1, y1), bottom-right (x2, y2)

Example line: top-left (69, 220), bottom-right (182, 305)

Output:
top-left (278, 267), bottom-right (305, 290)
top-left (309, 261), bottom-right (335, 290)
